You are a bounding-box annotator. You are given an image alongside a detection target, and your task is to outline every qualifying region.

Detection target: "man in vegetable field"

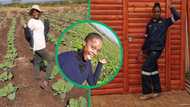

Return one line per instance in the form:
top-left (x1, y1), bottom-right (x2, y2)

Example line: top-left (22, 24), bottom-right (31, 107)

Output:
top-left (24, 5), bottom-right (53, 89)
top-left (58, 32), bottom-right (107, 86)
top-left (137, 2), bottom-right (180, 100)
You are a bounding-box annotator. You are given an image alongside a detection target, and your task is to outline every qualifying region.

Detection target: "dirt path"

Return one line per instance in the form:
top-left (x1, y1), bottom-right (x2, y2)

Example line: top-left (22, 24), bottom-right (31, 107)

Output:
top-left (0, 16), bottom-right (64, 107)
top-left (92, 91), bottom-right (190, 107)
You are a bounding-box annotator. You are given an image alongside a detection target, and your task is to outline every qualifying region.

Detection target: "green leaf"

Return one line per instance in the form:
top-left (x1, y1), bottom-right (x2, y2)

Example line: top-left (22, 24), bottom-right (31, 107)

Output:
top-left (49, 66), bottom-right (59, 80)
top-left (79, 96), bottom-right (87, 107)
top-left (7, 72), bottom-right (13, 80)
top-left (7, 92), bottom-right (16, 100)
top-left (0, 83), bottom-right (17, 97)
top-left (69, 98), bottom-right (79, 107)
top-left (0, 88), bottom-right (7, 96)
top-left (0, 72), bottom-right (13, 81)
top-left (51, 79), bottom-right (73, 95)
top-left (0, 18), bottom-right (17, 70)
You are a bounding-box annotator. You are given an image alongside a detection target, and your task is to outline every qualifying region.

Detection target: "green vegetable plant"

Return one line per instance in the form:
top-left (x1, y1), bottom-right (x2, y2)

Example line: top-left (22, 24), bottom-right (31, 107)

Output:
top-left (51, 79), bottom-right (73, 95)
top-left (69, 96), bottom-right (87, 107)
top-left (0, 82), bottom-right (18, 100)
top-left (0, 18), bottom-right (17, 71)
top-left (0, 72), bottom-right (13, 81)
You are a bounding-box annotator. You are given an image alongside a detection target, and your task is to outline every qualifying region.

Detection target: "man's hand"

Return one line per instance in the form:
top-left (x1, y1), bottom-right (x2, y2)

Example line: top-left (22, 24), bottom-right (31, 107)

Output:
top-left (99, 59), bottom-right (107, 64)
top-left (23, 23), bottom-right (27, 28)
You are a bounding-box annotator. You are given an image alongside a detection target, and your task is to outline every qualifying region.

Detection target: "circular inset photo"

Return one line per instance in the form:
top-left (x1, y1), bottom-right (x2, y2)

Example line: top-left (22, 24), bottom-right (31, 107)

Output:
top-left (55, 20), bottom-right (123, 89)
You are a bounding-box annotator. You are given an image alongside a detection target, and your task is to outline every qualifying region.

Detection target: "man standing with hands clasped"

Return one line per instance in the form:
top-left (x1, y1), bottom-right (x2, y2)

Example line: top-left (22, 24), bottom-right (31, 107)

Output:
top-left (137, 2), bottom-right (180, 100)
top-left (24, 5), bottom-right (53, 90)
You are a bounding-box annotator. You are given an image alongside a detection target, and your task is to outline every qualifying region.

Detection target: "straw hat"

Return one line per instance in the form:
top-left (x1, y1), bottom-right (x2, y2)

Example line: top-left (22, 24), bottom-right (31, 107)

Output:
top-left (29, 5), bottom-right (42, 15)
top-left (31, 5), bottom-right (42, 12)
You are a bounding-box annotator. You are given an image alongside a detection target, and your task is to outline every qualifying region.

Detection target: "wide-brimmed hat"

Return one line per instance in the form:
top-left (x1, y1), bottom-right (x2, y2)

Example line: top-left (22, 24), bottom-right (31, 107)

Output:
top-left (29, 5), bottom-right (42, 15)
top-left (31, 5), bottom-right (42, 12)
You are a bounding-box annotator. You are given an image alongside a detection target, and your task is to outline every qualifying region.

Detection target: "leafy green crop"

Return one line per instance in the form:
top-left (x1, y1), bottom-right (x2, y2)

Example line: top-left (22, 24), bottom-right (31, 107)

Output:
top-left (69, 98), bottom-right (79, 107)
top-left (0, 18), bottom-right (18, 101)
top-left (7, 92), bottom-right (16, 100)
top-left (0, 72), bottom-right (13, 81)
top-left (51, 79), bottom-right (73, 95)
top-left (0, 18), bottom-right (17, 71)
top-left (49, 66), bottom-right (59, 80)
top-left (0, 83), bottom-right (18, 100)
top-left (78, 96), bottom-right (87, 107)
top-left (50, 67), bottom-right (88, 106)
top-left (48, 33), bottom-right (57, 44)
top-left (69, 96), bottom-right (87, 107)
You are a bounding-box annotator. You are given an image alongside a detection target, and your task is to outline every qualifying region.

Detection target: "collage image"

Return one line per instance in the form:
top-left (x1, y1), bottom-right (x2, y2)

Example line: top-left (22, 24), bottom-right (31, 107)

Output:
top-left (0, 0), bottom-right (190, 107)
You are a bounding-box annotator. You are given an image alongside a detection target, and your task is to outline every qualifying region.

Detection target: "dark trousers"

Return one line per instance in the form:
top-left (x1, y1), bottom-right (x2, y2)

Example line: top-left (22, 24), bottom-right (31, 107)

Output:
top-left (141, 51), bottom-right (162, 94)
top-left (33, 49), bottom-right (53, 80)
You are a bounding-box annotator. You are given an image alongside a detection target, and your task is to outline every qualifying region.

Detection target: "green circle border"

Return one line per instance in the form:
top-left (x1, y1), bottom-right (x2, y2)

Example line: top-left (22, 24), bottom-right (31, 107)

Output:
top-left (55, 20), bottom-right (123, 89)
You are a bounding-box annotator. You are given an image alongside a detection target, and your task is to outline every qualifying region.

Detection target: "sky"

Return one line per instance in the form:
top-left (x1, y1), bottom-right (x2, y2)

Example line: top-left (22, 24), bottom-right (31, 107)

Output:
top-left (92, 23), bottom-right (120, 45)
top-left (0, 0), bottom-right (63, 4)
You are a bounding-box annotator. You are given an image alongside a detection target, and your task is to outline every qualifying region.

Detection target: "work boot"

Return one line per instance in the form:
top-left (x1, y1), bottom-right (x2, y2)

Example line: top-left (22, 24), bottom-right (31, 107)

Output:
top-left (152, 93), bottom-right (160, 98)
top-left (139, 94), bottom-right (152, 100)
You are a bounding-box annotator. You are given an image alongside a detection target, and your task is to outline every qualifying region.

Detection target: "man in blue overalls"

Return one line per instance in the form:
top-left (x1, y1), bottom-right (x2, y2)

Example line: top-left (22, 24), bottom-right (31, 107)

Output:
top-left (138, 2), bottom-right (180, 100)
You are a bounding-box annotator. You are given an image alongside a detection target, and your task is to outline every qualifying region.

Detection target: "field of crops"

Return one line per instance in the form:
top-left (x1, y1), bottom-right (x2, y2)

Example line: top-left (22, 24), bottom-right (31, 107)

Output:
top-left (0, 18), bottom-right (17, 70)
top-left (0, 17), bottom-right (18, 101)
top-left (0, 3), bottom-right (90, 107)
